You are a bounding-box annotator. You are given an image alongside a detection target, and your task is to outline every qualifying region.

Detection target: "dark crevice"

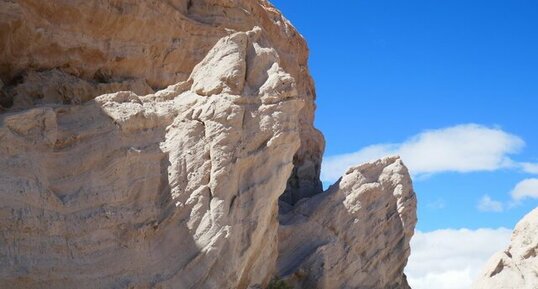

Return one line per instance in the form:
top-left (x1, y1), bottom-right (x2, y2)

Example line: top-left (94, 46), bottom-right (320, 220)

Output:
top-left (6, 73), bottom-right (25, 87)
top-left (0, 90), bottom-right (13, 109)
top-left (489, 259), bottom-right (505, 277)
top-left (93, 69), bottom-right (112, 83)
top-left (0, 74), bottom-right (23, 110)
top-left (279, 154), bottom-right (323, 207)
top-left (187, 0), bottom-right (193, 12)
top-left (228, 194), bottom-right (237, 215)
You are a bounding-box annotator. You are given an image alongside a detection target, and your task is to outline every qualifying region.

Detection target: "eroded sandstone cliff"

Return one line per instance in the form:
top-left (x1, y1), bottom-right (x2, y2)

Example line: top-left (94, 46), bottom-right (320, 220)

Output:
top-left (0, 0), bottom-right (324, 202)
top-left (0, 1), bottom-right (416, 288)
top-left (472, 207), bottom-right (538, 289)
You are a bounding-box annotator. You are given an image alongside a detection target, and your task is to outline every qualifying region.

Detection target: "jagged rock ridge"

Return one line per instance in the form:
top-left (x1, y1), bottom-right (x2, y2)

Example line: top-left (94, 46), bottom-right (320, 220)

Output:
top-left (0, 1), bottom-right (416, 288)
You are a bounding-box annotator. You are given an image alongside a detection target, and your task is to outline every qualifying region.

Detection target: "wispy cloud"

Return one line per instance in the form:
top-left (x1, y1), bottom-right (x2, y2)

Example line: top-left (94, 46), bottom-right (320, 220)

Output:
top-left (477, 195), bottom-right (504, 212)
top-left (321, 124), bottom-right (524, 183)
top-left (510, 178), bottom-right (538, 201)
top-left (474, 178), bottom-right (538, 213)
top-left (520, 162), bottom-right (538, 174)
top-left (406, 228), bottom-right (512, 289)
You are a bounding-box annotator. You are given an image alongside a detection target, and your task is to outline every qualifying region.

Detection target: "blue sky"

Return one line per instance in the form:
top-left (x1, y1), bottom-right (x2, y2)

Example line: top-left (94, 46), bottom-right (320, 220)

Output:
top-left (270, 0), bottom-right (538, 230)
top-left (270, 1), bottom-right (538, 287)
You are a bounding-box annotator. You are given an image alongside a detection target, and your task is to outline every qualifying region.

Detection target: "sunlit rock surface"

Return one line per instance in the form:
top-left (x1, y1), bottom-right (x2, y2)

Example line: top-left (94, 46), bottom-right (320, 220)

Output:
top-left (0, 1), bottom-right (415, 288)
top-left (472, 207), bottom-right (538, 289)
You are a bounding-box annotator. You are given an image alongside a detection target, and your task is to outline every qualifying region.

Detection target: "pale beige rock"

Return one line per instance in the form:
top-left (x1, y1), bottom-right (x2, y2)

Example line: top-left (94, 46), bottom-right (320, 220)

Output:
top-left (278, 157), bottom-right (417, 289)
top-left (472, 207), bottom-right (538, 289)
top-left (0, 1), bottom-right (416, 289)
top-left (0, 0), bottom-right (324, 201)
top-left (0, 26), bottom-right (303, 289)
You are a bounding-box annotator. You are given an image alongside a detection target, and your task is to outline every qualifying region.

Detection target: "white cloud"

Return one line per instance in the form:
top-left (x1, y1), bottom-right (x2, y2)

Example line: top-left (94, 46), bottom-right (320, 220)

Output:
top-left (473, 179), bottom-right (538, 212)
top-left (321, 124), bottom-right (524, 183)
top-left (477, 195), bottom-right (504, 212)
top-left (406, 228), bottom-right (512, 289)
top-left (521, 162), bottom-right (538, 174)
top-left (408, 269), bottom-right (473, 289)
top-left (510, 178), bottom-right (538, 201)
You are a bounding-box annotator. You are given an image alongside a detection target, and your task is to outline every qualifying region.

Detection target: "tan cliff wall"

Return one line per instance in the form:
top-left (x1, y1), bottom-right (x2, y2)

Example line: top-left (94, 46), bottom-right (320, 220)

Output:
top-left (0, 1), bottom-right (416, 288)
top-left (0, 0), bottom-right (324, 203)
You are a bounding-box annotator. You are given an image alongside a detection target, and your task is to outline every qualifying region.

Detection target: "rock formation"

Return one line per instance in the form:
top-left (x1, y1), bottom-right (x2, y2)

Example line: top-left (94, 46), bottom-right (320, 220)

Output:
top-left (0, 1), bottom-right (416, 289)
top-left (0, 0), bottom-right (324, 201)
top-left (278, 157), bottom-right (416, 289)
top-left (472, 207), bottom-right (538, 289)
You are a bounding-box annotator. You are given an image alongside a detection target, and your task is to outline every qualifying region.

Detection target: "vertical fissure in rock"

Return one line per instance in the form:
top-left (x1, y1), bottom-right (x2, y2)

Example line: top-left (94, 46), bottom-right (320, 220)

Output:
top-left (280, 148), bottom-right (324, 207)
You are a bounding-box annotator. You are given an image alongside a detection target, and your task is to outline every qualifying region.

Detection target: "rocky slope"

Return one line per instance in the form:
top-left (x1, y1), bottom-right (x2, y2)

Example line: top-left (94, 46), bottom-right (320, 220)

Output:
top-left (472, 207), bottom-right (538, 289)
top-left (0, 1), bottom-right (416, 288)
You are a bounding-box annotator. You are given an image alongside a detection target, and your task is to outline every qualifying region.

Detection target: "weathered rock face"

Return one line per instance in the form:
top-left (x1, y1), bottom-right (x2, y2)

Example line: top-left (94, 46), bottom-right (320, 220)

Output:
top-left (0, 0), bottom-right (324, 202)
top-left (472, 207), bottom-right (538, 289)
top-left (0, 26), bottom-right (304, 288)
top-left (0, 1), bottom-right (415, 289)
top-left (278, 157), bottom-right (417, 289)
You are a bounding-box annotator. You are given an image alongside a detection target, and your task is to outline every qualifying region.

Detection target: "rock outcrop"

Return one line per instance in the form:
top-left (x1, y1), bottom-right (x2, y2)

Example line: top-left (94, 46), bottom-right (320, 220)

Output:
top-left (0, 1), bottom-right (416, 289)
top-left (0, 26), bottom-right (304, 288)
top-left (0, 0), bottom-right (324, 202)
top-left (278, 157), bottom-right (416, 289)
top-left (472, 207), bottom-right (538, 289)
